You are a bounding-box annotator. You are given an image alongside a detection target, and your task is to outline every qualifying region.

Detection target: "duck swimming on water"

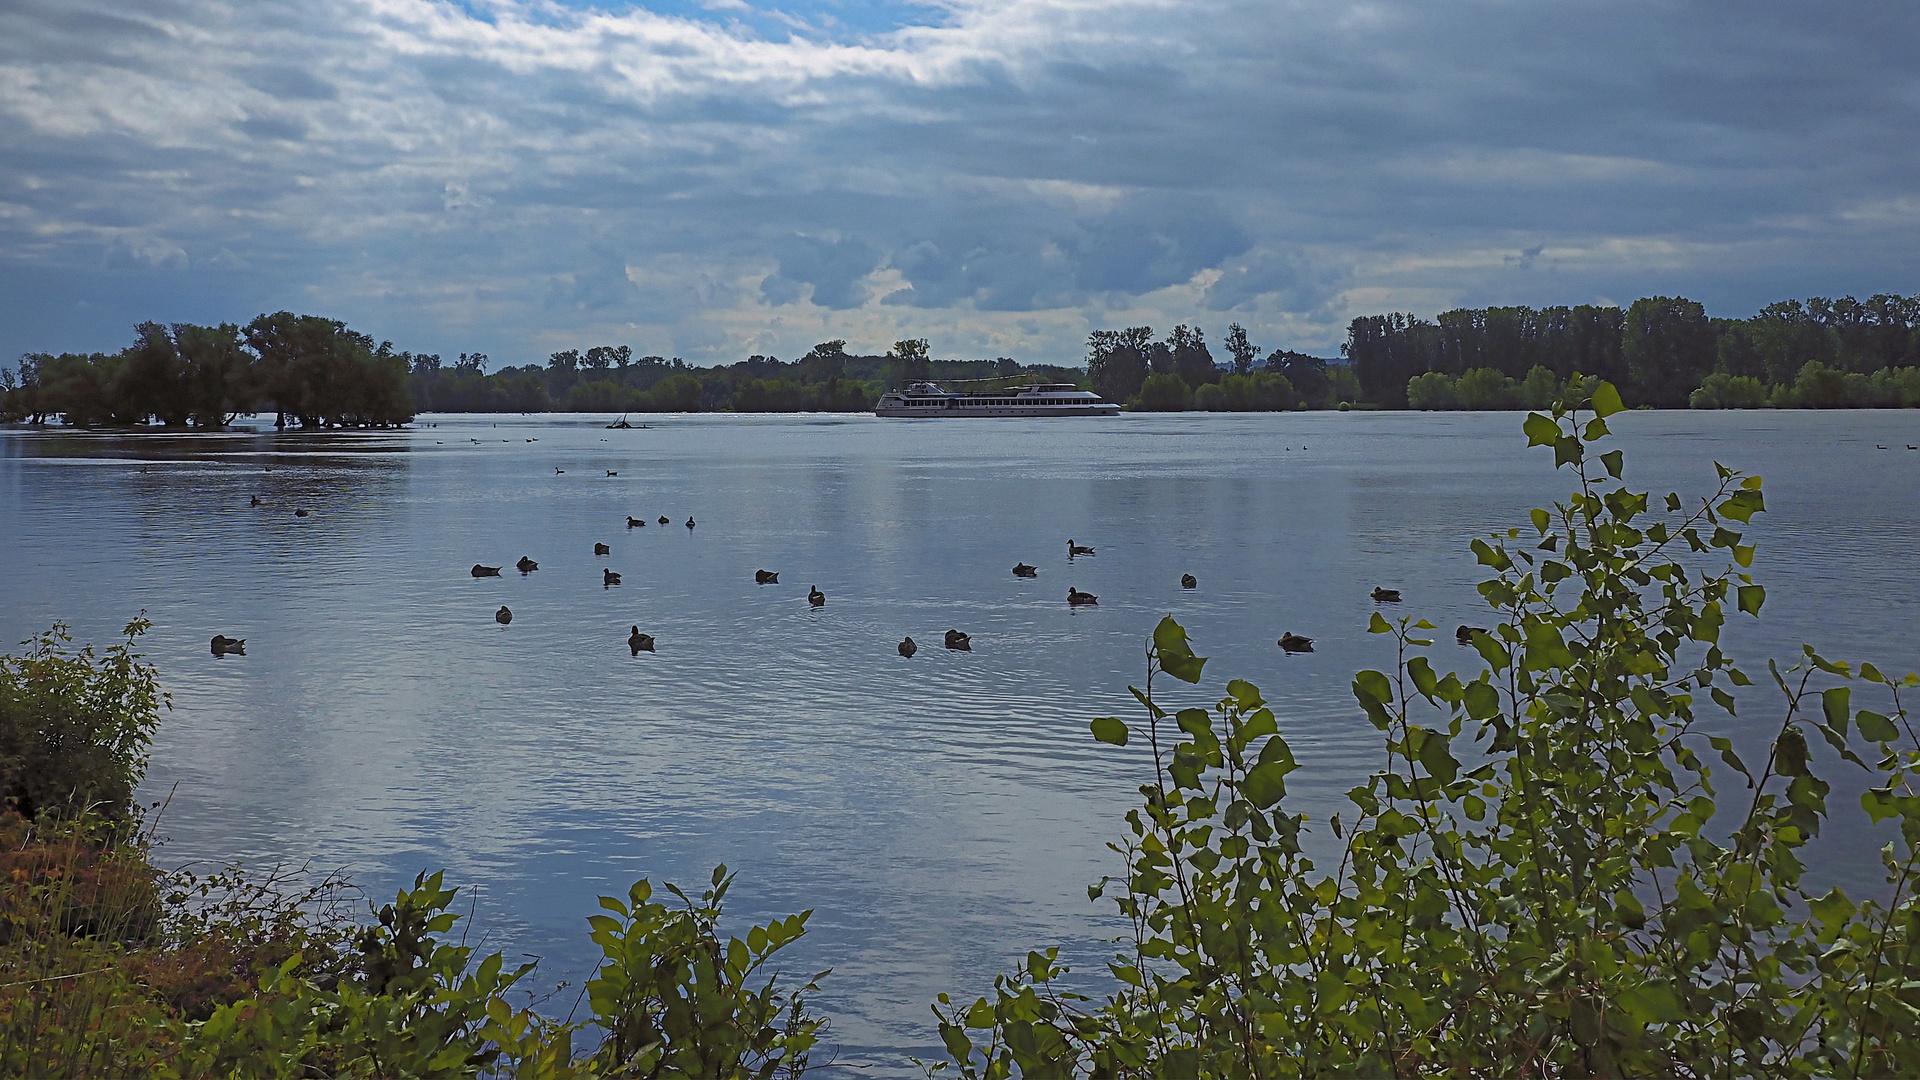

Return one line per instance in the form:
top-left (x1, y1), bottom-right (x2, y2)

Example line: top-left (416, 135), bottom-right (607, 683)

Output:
top-left (594, 542), bottom-right (610, 556)
top-left (495, 606), bottom-right (513, 625)
top-left (604, 569), bottom-right (622, 586)
top-left (1278, 632), bottom-right (1314, 653)
top-left (210, 635), bottom-right (246, 656)
top-left (944, 629), bottom-right (972, 651)
top-left (1181, 573), bottom-right (1197, 589)
top-left (1371, 586), bottom-right (1401, 603)
top-left (629, 626), bottom-right (655, 654)
top-left (1067, 587), bottom-right (1098, 606)
top-left (898, 636), bottom-right (917, 657)
top-left (627, 516), bottom-right (646, 528)
top-left (1068, 539), bottom-right (1095, 557)
top-left (755, 570), bottom-right (779, 584)
top-left (472, 564), bottom-right (503, 577)
top-left (1456, 625), bottom-right (1490, 645)
top-left (659, 515), bottom-right (670, 525)
top-left (686, 517), bottom-right (696, 530)
top-left (250, 495), bottom-right (261, 507)
top-left (516, 556), bottom-right (539, 573)
top-left (1013, 562), bottom-right (1038, 578)
top-left (809, 586), bottom-right (825, 607)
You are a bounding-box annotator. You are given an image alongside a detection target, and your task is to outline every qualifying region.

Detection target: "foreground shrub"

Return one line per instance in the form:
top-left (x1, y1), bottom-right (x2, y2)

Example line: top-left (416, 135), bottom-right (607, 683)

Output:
top-left (0, 618), bottom-right (164, 821)
top-left (935, 382), bottom-right (1920, 1077)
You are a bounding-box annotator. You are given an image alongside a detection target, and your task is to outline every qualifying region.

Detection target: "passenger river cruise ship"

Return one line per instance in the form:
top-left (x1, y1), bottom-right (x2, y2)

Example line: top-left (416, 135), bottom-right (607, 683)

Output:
top-left (874, 382), bottom-right (1121, 417)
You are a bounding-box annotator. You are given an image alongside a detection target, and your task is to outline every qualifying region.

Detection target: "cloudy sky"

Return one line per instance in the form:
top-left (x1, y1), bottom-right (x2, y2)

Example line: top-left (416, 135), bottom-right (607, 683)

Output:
top-left (3, 0), bottom-right (1916, 367)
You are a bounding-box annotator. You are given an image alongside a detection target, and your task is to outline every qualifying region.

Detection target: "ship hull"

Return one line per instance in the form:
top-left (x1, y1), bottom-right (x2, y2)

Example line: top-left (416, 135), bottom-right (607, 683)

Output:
top-left (874, 403), bottom-right (1120, 417)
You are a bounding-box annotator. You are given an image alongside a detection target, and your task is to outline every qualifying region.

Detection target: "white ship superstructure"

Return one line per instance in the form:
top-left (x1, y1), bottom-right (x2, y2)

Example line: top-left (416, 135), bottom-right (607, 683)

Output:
top-left (874, 382), bottom-right (1120, 417)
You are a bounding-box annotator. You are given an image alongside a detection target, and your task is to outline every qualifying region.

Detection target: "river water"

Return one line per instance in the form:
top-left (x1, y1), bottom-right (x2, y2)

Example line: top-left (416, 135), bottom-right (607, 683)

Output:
top-left (2, 410), bottom-right (1916, 1070)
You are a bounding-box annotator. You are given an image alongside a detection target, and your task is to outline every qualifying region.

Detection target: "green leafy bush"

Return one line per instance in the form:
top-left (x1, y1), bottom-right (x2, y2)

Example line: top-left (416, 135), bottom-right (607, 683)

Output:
top-left (1135, 373), bottom-right (1194, 412)
top-left (1690, 372), bottom-right (1771, 409)
top-left (935, 382), bottom-right (1920, 1078)
top-left (1405, 371), bottom-right (1457, 410)
top-left (0, 618), bottom-right (165, 821)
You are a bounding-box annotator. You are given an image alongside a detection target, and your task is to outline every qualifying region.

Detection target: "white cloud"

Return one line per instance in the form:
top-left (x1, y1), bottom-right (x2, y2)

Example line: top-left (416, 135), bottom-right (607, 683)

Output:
top-left (1, 0), bottom-right (1918, 365)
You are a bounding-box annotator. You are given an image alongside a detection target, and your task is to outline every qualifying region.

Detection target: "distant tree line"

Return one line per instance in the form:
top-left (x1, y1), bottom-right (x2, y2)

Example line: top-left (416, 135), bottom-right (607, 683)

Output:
top-left (1, 314), bottom-right (413, 428)
top-left (1085, 323), bottom-right (1359, 411)
top-left (404, 338), bottom-right (1084, 414)
top-left (1345, 293), bottom-right (1920, 410)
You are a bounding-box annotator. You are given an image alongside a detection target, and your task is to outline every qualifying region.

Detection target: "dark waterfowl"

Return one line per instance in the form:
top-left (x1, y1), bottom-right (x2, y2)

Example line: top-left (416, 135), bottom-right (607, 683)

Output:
top-left (629, 626), bottom-right (655, 654)
top-left (627, 516), bottom-right (646, 528)
top-left (210, 635), bottom-right (246, 656)
top-left (1278, 632), bottom-right (1314, 653)
top-left (472, 564), bottom-right (503, 577)
top-left (1372, 586), bottom-right (1402, 603)
top-left (556, 467), bottom-right (565, 474)
top-left (607, 471), bottom-right (618, 476)
top-left (1013, 562), bottom-right (1038, 578)
top-left (944, 629), bottom-right (972, 651)
top-left (594, 542), bottom-right (611, 556)
top-left (658, 515), bottom-right (670, 525)
top-left (755, 570), bottom-right (779, 584)
top-left (1456, 625), bottom-right (1490, 645)
top-left (495, 606), bottom-right (513, 625)
top-left (1068, 539), bottom-right (1095, 557)
top-left (1181, 573), bottom-right (1197, 589)
top-left (250, 495), bottom-right (261, 507)
top-left (294, 508), bottom-right (310, 518)
top-left (898, 636), bottom-right (917, 657)
top-left (516, 556), bottom-right (539, 573)
top-left (604, 569), bottom-right (622, 586)
top-left (1067, 587), bottom-right (1098, 606)
top-left (686, 517), bottom-right (696, 530)
top-left (809, 586), bottom-right (825, 607)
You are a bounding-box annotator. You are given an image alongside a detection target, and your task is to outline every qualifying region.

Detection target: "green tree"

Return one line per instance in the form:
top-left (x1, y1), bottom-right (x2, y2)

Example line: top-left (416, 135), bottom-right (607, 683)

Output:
top-left (1222, 324), bottom-right (1258, 376)
top-left (1405, 370), bottom-right (1457, 409)
top-left (1624, 296), bottom-right (1716, 406)
top-left (1136, 372), bottom-right (1193, 411)
top-left (1088, 328), bottom-right (1151, 404)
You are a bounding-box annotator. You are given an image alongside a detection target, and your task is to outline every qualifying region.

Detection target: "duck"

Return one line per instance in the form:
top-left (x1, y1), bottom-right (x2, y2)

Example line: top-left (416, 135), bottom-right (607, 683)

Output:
top-left (250, 495), bottom-right (261, 507)
top-left (944, 629), bottom-right (972, 651)
top-left (1876, 445), bottom-right (1888, 450)
top-left (516, 556), bottom-right (539, 573)
top-left (628, 626), bottom-right (655, 654)
top-left (294, 508), bottom-right (310, 518)
top-left (809, 586), bottom-right (825, 607)
top-left (472, 563), bottom-right (503, 577)
top-left (1456, 624), bottom-right (1490, 645)
top-left (898, 636), bottom-right (917, 657)
top-left (627, 516), bottom-right (646, 528)
top-left (594, 542), bottom-right (610, 556)
top-left (1372, 586), bottom-right (1402, 603)
top-left (755, 570), bottom-right (779, 584)
top-left (495, 606), bottom-right (513, 625)
top-left (607, 470), bottom-right (618, 476)
top-left (210, 635), bottom-right (246, 656)
top-left (1067, 587), bottom-right (1098, 606)
top-left (1278, 632), bottom-right (1314, 653)
top-left (658, 515), bottom-right (670, 525)
top-left (556, 467), bottom-right (565, 474)
top-left (1012, 562), bottom-right (1038, 578)
top-left (604, 569), bottom-right (622, 586)
top-left (685, 517), bottom-right (696, 530)
top-left (1068, 539), bottom-right (1095, 557)
top-left (1181, 573), bottom-right (1197, 589)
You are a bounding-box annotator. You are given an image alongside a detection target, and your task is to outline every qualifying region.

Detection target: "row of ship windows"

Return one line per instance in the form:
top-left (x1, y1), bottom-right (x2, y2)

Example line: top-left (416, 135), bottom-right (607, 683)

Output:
top-left (904, 398), bottom-right (1076, 406)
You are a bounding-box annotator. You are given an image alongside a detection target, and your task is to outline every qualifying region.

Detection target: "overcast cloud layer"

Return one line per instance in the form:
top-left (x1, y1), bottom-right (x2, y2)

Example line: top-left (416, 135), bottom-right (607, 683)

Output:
top-left (3, 0), bottom-right (1917, 366)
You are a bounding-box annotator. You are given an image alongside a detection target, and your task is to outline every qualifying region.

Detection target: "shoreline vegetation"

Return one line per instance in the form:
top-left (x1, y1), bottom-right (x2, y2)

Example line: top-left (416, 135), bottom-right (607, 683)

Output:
top-left (4, 293), bottom-right (1919, 430)
top-left (5, 390), bottom-right (1918, 1076)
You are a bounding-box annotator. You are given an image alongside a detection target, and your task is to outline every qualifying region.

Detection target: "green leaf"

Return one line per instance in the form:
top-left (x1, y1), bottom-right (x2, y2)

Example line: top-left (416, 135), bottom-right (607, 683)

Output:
top-left (1153, 616), bottom-right (1208, 683)
top-left (1736, 584), bottom-right (1765, 616)
top-left (1856, 710), bottom-right (1898, 743)
top-left (1591, 381), bottom-right (1625, 418)
top-left (1530, 507), bottom-right (1551, 533)
top-left (1367, 611), bottom-right (1392, 634)
top-left (1773, 727), bottom-right (1809, 777)
top-left (1821, 687), bottom-right (1850, 733)
top-left (1717, 489), bottom-right (1765, 524)
top-left (1600, 449), bottom-right (1624, 478)
top-left (1471, 632), bottom-right (1511, 673)
top-left (1243, 761), bottom-right (1290, 808)
top-left (1470, 537), bottom-right (1512, 570)
top-left (1091, 716), bottom-right (1129, 746)
top-left (1523, 412), bottom-right (1560, 447)
top-left (1407, 656), bottom-right (1438, 701)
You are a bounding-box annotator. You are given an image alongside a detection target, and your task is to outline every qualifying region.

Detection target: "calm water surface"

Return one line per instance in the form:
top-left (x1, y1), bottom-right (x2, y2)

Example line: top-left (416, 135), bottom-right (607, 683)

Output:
top-left (2, 410), bottom-right (1916, 1071)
